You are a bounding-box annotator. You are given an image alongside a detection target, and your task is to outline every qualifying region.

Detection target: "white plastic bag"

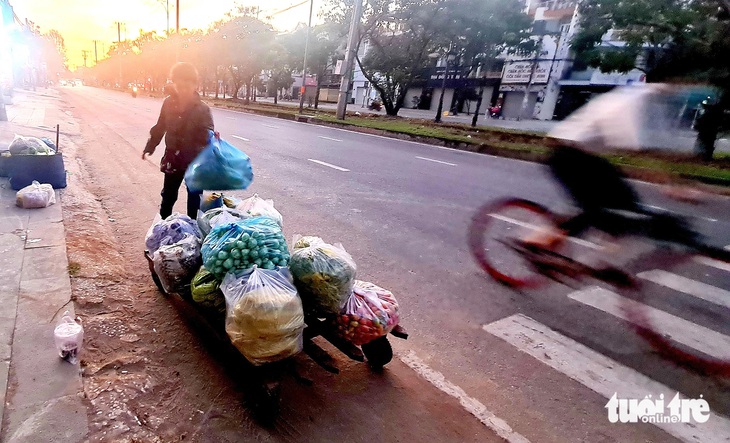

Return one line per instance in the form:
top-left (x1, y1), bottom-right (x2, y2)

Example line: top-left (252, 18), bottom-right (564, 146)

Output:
top-left (16, 180), bottom-right (55, 208)
top-left (236, 193), bottom-right (283, 227)
top-left (221, 266), bottom-right (304, 365)
top-left (145, 212), bottom-right (201, 254)
top-left (54, 311), bottom-right (83, 364)
top-left (152, 234), bottom-right (203, 294)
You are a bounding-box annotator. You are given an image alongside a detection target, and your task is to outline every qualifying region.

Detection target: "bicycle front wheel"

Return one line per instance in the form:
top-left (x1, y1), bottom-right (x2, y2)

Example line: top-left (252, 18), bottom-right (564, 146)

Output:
top-left (468, 198), bottom-right (558, 288)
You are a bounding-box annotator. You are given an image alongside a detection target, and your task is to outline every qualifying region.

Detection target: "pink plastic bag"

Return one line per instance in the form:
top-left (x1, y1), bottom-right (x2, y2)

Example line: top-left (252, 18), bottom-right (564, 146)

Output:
top-left (336, 280), bottom-right (400, 346)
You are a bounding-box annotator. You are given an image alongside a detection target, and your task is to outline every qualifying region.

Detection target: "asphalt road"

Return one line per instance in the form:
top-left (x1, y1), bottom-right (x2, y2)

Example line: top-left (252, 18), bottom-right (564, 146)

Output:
top-left (64, 86), bottom-right (730, 442)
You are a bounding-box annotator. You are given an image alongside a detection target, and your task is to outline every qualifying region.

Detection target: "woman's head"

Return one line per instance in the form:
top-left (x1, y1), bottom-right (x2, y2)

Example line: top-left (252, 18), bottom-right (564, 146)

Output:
top-left (169, 62), bottom-right (199, 98)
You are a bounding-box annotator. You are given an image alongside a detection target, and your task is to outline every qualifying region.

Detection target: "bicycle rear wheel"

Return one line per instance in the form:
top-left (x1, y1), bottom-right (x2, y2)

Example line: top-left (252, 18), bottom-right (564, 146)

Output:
top-left (620, 243), bottom-right (730, 377)
top-left (468, 198), bottom-right (558, 288)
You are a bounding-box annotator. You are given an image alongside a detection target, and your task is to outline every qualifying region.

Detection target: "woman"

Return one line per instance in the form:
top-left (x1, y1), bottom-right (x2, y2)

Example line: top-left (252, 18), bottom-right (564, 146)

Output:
top-left (142, 62), bottom-right (214, 219)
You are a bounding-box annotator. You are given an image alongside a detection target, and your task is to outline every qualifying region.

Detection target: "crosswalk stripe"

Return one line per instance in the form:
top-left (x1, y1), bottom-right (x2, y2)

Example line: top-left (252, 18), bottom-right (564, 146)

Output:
top-left (637, 270), bottom-right (730, 309)
top-left (569, 286), bottom-right (730, 360)
top-left (484, 314), bottom-right (730, 443)
top-left (695, 256), bottom-right (730, 273)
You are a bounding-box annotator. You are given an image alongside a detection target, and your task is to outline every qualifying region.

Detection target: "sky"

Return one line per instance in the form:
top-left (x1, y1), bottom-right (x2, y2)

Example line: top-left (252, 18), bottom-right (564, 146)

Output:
top-left (12, 0), bottom-right (327, 70)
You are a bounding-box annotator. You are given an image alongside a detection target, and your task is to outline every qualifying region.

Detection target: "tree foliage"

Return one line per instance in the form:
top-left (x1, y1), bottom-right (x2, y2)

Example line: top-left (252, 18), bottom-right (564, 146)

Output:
top-left (572, 0), bottom-right (730, 94)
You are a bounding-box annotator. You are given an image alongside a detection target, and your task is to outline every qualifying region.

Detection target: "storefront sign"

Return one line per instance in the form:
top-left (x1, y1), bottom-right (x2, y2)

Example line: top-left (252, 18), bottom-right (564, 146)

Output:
top-left (501, 60), bottom-right (552, 84)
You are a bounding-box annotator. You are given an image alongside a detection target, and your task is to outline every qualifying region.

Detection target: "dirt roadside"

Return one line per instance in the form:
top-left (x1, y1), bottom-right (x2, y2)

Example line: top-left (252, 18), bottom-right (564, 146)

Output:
top-left (57, 89), bottom-right (506, 442)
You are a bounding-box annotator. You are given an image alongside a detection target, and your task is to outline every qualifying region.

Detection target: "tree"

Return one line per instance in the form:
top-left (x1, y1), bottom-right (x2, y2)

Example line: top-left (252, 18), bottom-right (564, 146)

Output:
top-left (355, 0), bottom-right (449, 116)
top-left (572, 0), bottom-right (730, 158)
top-left (266, 39), bottom-right (295, 104)
top-left (438, 0), bottom-right (531, 123)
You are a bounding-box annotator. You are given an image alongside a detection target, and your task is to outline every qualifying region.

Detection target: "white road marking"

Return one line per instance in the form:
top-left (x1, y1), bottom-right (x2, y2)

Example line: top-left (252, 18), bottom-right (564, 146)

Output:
top-left (568, 286), bottom-right (730, 359)
top-left (399, 351), bottom-right (531, 443)
top-left (416, 156), bottom-right (457, 166)
top-left (644, 205), bottom-right (718, 223)
top-left (483, 314), bottom-right (730, 443)
top-left (489, 213), bottom-right (602, 250)
top-left (694, 256), bottom-right (730, 272)
top-left (226, 116), bottom-right (236, 119)
top-left (307, 159), bottom-right (350, 172)
top-left (637, 270), bottom-right (730, 309)
top-left (262, 124), bottom-right (279, 129)
top-left (231, 135), bottom-right (250, 142)
top-left (318, 136), bottom-right (343, 142)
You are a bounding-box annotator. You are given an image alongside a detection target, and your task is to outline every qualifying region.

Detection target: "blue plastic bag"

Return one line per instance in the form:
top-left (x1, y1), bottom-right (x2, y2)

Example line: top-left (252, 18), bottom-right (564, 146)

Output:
top-left (184, 131), bottom-right (253, 192)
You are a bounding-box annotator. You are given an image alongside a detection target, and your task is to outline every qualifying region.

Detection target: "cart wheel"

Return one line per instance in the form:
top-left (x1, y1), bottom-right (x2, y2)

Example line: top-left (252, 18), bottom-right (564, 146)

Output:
top-left (361, 336), bottom-right (393, 369)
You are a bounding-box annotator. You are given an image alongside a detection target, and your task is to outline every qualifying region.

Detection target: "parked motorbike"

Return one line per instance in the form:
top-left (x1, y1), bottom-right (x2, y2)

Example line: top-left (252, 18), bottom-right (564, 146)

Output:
top-left (368, 99), bottom-right (383, 111)
top-left (131, 86), bottom-right (138, 98)
top-left (488, 105), bottom-right (502, 119)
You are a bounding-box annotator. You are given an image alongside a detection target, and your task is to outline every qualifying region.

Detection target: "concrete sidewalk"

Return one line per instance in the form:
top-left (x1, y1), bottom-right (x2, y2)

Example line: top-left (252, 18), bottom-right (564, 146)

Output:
top-left (0, 89), bottom-right (88, 442)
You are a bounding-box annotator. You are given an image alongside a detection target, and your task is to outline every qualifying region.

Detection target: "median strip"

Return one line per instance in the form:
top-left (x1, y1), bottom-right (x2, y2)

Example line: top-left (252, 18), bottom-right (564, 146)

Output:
top-left (307, 159), bottom-right (350, 172)
top-left (231, 135), bottom-right (250, 142)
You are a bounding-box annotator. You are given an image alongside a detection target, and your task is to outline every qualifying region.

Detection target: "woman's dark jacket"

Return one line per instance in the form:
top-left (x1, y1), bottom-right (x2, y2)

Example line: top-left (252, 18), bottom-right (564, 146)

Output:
top-left (143, 92), bottom-right (214, 174)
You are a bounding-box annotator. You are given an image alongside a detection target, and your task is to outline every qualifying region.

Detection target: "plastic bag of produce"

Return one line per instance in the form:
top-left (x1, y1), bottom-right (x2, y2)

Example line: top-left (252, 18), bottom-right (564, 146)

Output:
top-left (202, 216), bottom-right (290, 280)
top-left (8, 135), bottom-right (49, 155)
top-left (184, 131), bottom-right (253, 192)
top-left (291, 235), bottom-right (325, 250)
top-left (15, 180), bottom-right (55, 208)
top-left (145, 213), bottom-right (202, 254)
top-left (197, 207), bottom-right (247, 236)
top-left (236, 194), bottom-right (283, 227)
top-left (191, 266), bottom-right (226, 313)
top-left (199, 192), bottom-right (241, 213)
top-left (152, 234), bottom-right (203, 294)
top-left (337, 280), bottom-right (400, 345)
top-left (289, 240), bottom-right (357, 315)
top-left (221, 266), bottom-right (304, 365)
top-left (54, 310), bottom-right (84, 364)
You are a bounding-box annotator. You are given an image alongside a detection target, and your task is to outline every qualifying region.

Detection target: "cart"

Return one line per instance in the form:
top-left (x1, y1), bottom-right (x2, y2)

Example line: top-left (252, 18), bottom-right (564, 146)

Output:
top-left (144, 251), bottom-right (408, 415)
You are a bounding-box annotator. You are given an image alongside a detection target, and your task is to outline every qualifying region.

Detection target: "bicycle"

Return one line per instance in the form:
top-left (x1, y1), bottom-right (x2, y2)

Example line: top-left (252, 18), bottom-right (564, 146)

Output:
top-left (468, 197), bottom-right (730, 376)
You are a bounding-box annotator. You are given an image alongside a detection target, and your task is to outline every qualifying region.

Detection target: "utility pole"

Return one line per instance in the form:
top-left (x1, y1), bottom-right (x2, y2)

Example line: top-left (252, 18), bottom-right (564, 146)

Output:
top-left (167, 0), bottom-right (170, 35)
top-left (114, 21), bottom-right (124, 88)
top-left (298, 0), bottom-right (315, 114)
top-left (335, 0), bottom-right (364, 120)
top-left (93, 40), bottom-right (98, 64)
top-left (81, 50), bottom-right (89, 67)
top-left (176, 0), bottom-right (180, 33)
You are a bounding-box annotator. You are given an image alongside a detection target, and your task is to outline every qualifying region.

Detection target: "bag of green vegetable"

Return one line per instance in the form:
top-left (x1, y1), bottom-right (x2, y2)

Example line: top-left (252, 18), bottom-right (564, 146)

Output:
top-left (336, 280), bottom-right (400, 345)
top-left (197, 207), bottom-right (246, 236)
top-left (221, 266), bottom-right (304, 365)
top-left (201, 216), bottom-right (290, 280)
top-left (288, 240), bottom-right (357, 315)
top-left (152, 234), bottom-right (203, 294)
top-left (236, 194), bottom-right (283, 227)
top-left (191, 266), bottom-right (226, 313)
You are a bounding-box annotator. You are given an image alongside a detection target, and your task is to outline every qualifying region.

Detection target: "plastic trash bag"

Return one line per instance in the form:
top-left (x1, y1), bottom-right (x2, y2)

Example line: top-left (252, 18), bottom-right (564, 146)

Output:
top-left (236, 194), bottom-right (283, 227)
top-left (221, 266), bottom-right (304, 365)
top-left (288, 239), bottom-right (357, 316)
top-left (145, 213), bottom-right (202, 254)
top-left (54, 311), bottom-right (84, 364)
top-left (40, 137), bottom-right (57, 152)
top-left (152, 234), bottom-right (203, 294)
top-left (202, 216), bottom-right (290, 280)
top-left (15, 180), bottom-right (55, 208)
top-left (197, 207), bottom-right (247, 237)
top-left (191, 266), bottom-right (226, 313)
top-left (184, 131), bottom-right (253, 192)
top-left (336, 280), bottom-right (400, 345)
